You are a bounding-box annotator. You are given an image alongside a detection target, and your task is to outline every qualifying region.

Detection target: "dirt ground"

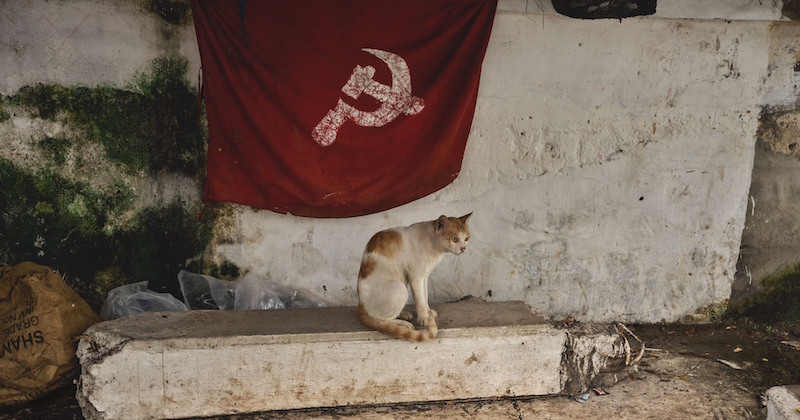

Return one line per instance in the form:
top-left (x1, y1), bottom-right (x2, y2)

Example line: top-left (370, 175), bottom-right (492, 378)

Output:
top-left (2, 320), bottom-right (799, 420)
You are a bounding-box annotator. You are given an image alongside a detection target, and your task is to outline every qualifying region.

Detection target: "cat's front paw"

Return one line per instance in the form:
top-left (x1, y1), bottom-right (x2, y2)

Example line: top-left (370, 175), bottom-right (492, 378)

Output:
top-left (394, 319), bottom-right (415, 330)
top-left (416, 309), bottom-right (437, 326)
top-left (398, 311), bottom-right (414, 321)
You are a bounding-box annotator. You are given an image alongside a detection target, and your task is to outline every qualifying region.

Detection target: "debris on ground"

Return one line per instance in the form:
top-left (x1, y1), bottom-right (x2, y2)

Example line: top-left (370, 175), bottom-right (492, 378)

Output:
top-left (574, 393), bottom-right (590, 404)
top-left (717, 359), bottom-right (743, 370)
top-left (596, 323), bottom-right (645, 369)
top-left (782, 340), bottom-right (800, 350)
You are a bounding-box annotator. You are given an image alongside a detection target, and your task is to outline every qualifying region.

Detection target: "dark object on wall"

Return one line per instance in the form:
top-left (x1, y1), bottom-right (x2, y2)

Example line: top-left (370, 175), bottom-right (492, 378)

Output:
top-left (552, 0), bottom-right (656, 19)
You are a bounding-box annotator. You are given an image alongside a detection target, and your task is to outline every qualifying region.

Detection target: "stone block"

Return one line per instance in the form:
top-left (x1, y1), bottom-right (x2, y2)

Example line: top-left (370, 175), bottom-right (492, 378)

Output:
top-left (76, 300), bottom-right (616, 420)
top-left (765, 386), bottom-right (800, 420)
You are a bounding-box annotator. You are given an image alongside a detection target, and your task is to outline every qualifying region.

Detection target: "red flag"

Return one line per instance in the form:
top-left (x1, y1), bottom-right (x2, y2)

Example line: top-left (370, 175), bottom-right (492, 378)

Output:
top-left (191, 0), bottom-right (497, 218)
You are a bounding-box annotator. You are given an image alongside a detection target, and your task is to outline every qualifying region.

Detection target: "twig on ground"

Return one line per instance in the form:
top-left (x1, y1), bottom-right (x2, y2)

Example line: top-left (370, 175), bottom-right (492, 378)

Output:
top-left (595, 322), bottom-right (646, 367)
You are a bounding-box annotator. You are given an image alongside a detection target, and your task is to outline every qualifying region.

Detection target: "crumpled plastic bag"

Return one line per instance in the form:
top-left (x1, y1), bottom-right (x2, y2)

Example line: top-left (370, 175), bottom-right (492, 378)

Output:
top-left (101, 270), bottom-right (326, 320)
top-left (100, 281), bottom-right (188, 320)
top-left (178, 270), bottom-right (236, 310)
top-left (233, 272), bottom-right (326, 310)
top-left (233, 272), bottom-right (287, 310)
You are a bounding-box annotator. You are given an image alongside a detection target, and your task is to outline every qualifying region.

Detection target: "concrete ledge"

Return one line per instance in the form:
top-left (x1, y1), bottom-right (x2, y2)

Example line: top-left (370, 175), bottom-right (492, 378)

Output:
top-left (766, 386), bottom-right (800, 420)
top-left (76, 300), bottom-right (616, 420)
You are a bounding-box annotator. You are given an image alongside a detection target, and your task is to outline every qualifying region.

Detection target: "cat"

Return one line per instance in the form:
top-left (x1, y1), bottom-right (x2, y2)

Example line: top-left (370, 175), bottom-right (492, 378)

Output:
top-left (357, 213), bottom-right (472, 342)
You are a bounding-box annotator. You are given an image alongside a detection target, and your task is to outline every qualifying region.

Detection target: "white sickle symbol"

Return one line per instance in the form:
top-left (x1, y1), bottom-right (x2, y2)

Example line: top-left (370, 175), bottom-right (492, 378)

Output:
top-left (312, 48), bottom-right (425, 147)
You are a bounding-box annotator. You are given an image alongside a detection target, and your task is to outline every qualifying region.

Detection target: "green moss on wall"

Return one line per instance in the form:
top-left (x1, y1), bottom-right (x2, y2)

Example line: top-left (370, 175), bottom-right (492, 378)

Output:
top-left (685, 300), bottom-right (729, 323)
top-left (0, 54), bottom-right (221, 311)
top-left (9, 54), bottom-right (205, 178)
top-left (0, 156), bottom-right (217, 310)
top-left (728, 263), bottom-right (800, 323)
top-left (186, 259), bottom-right (241, 282)
top-left (0, 160), bottom-right (130, 307)
top-left (37, 136), bottom-right (71, 166)
top-left (119, 202), bottom-right (213, 288)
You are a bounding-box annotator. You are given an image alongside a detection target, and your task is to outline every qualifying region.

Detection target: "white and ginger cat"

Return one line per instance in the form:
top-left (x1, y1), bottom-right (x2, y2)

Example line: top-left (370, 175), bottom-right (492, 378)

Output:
top-left (357, 213), bottom-right (472, 342)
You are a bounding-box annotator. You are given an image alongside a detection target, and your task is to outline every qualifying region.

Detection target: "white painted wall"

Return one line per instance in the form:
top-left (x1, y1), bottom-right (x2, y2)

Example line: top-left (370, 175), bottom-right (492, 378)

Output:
top-left (4, 0), bottom-right (797, 322)
top-left (212, 13), bottom-right (768, 323)
top-left (0, 0), bottom-right (201, 94)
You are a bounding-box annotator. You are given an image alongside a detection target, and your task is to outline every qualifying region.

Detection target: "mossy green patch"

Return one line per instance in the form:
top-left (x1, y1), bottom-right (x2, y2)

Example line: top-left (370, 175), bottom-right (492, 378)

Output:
top-left (685, 300), bottom-right (730, 323)
top-left (37, 136), bottom-right (71, 165)
top-left (2, 54), bottom-right (214, 311)
top-left (1, 159), bottom-right (126, 307)
top-left (0, 158), bottom-right (214, 310)
top-left (119, 202), bottom-right (214, 289)
top-left (727, 263), bottom-right (800, 323)
top-left (9, 54), bottom-right (205, 177)
top-left (186, 258), bottom-right (241, 282)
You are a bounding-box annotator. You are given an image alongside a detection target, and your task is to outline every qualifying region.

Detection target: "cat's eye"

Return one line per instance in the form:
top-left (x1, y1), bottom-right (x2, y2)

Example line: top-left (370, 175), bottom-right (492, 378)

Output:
top-left (452, 237), bottom-right (459, 243)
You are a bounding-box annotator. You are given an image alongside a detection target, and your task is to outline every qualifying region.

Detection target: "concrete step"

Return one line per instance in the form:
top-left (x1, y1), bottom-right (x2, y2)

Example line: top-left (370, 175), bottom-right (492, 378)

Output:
top-left (765, 385), bottom-right (800, 420)
top-left (76, 300), bottom-right (619, 420)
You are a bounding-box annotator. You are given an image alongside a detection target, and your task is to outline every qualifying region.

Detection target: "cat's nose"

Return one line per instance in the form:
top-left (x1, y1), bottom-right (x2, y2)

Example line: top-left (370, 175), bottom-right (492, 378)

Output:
top-left (460, 246), bottom-right (466, 253)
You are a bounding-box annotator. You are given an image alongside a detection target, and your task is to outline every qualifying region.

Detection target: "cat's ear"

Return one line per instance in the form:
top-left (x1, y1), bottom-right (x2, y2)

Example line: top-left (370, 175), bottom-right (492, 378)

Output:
top-left (436, 215), bottom-right (448, 230)
top-left (459, 212), bottom-right (473, 224)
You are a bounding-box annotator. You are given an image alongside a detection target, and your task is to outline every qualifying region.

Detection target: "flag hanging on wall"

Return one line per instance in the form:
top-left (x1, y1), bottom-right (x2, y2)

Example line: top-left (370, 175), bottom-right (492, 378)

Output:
top-left (190, 0), bottom-right (497, 218)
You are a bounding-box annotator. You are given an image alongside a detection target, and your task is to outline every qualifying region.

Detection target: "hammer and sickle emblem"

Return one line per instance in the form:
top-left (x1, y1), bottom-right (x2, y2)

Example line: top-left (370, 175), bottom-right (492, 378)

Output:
top-left (312, 48), bottom-right (425, 147)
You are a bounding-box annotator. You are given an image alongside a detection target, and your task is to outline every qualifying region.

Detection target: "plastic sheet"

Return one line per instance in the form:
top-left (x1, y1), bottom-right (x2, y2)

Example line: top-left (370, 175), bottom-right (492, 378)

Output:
top-left (178, 270), bottom-right (236, 310)
top-left (101, 271), bottom-right (326, 320)
top-left (100, 281), bottom-right (188, 320)
top-left (233, 272), bottom-right (286, 310)
top-left (233, 272), bottom-right (326, 310)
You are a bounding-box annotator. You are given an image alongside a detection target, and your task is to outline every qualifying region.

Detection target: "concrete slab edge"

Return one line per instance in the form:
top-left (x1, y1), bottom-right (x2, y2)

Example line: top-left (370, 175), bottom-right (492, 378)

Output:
top-left (766, 386), bottom-right (800, 420)
top-left (75, 305), bottom-right (623, 419)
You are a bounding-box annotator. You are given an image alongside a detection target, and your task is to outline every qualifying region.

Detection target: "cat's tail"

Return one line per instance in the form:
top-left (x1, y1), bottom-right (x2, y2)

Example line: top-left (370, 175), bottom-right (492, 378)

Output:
top-left (359, 305), bottom-right (437, 342)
